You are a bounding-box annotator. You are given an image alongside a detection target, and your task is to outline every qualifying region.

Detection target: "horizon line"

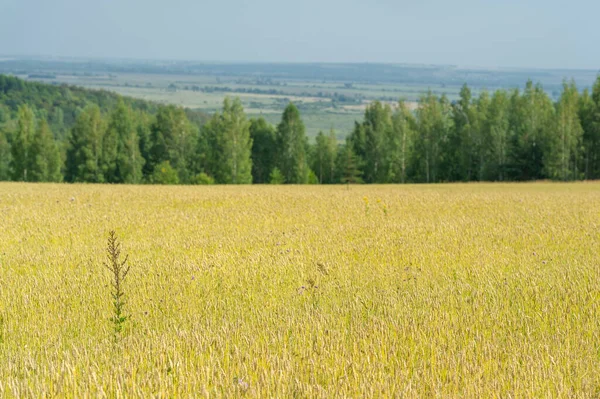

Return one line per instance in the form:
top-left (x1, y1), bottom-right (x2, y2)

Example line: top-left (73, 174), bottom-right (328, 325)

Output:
top-left (1, 53), bottom-right (599, 74)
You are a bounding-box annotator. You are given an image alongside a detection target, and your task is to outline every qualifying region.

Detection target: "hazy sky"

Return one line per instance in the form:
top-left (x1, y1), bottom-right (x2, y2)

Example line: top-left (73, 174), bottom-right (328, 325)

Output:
top-left (1, 0), bottom-right (597, 69)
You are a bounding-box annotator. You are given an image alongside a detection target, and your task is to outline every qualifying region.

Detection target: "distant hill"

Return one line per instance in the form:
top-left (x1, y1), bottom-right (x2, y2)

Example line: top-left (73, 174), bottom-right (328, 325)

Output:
top-left (0, 74), bottom-right (208, 137)
top-left (0, 57), bottom-right (597, 92)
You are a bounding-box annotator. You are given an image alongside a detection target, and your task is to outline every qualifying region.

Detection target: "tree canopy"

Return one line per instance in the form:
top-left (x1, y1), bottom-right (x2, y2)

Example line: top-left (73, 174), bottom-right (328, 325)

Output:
top-left (1, 74), bottom-right (600, 184)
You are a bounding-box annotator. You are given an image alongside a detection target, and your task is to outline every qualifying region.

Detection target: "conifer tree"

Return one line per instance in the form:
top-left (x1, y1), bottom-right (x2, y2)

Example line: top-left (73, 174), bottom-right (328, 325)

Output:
top-left (337, 142), bottom-right (363, 184)
top-left (250, 117), bottom-right (277, 184)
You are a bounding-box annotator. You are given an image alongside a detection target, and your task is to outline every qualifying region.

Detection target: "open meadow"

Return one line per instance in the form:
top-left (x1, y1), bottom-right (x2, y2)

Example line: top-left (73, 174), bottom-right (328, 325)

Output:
top-left (1, 182), bottom-right (600, 397)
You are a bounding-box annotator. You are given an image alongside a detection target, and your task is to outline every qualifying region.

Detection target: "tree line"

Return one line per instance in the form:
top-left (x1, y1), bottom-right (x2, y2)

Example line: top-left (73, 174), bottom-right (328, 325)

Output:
top-left (1, 74), bottom-right (600, 184)
top-left (347, 79), bottom-right (600, 183)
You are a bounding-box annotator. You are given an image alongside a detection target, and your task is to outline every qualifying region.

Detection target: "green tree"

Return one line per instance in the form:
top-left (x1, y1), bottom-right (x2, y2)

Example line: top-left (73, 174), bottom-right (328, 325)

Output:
top-left (410, 92), bottom-right (452, 182)
top-left (472, 90), bottom-right (491, 181)
top-left (100, 110), bottom-right (119, 182)
top-left (337, 142), bottom-right (363, 184)
top-left (276, 103), bottom-right (308, 184)
top-left (28, 119), bottom-right (62, 182)
top-left (349, 101), bottom-right (392, 183)
top-left (196, 115), bottom-right (219, 181)
top-left (150, 160), bottom-right (179, 184)
top-left (137, 111), bottom-right (154, 178)
top-left (217, 98), bottom-right (253, 184)
top-left (148, 105), bottom-right (196, 183)
top-left (66, 105), bottom-right (104, 182)
top-left (191, 172), bottom-right (215, 185)
top-left (364, 101), bottom-right (393, 183)
top-left (312, 130), bottom-right (338, 184)
top-left (545, 81), bottom-right (583, 180)
top-left (307, 169), bottom-right (319, 184)
top-left (269, 167), bottom-right (285, 184)
top-left (442, 84), bottom-right (474, 181)
top-left (103, 101), bottom-right (144, 183)
top-left (485, 89), bottom-right (511, 181)
top-left (581, 76), bottom-right (600, 179)
top-left (0, 128), bottom-right (11, 180)
top-left (387, 101), bottom-right (416, 183)
top-left (325, 130), bottom-right (339, 183)
top-left (348, 121), bottom-right (366, 166)
top-left (198, 98), bottom-right (253, 184)
top-left (49, 107), bottom-right (66, 141)
top-left (0, 104), bottom-right (10, 128)
top-left (250, 117), bottom-right (277, 184)
top-left (507, 81), bottom-right (554, 180)
top-left (11, 105), bottom-right (35, 181)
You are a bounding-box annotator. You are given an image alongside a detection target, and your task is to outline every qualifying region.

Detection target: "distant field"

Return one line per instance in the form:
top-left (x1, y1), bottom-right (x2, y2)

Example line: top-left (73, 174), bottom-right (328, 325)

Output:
top-left (4, 58), bottom-right (597, 139)
top-left (12, 72), bottom-right (456, 138)
top-left (1, 182), bottom-right (600, 396)
top-left (247, 111), bottom-right (358, 139)
top-left (65, 81), bottom-right (368, 137)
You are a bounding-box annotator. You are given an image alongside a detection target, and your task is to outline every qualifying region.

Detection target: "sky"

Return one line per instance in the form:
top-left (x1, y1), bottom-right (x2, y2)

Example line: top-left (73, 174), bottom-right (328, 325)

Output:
top-left (0, 0), bottom-right (598, 70)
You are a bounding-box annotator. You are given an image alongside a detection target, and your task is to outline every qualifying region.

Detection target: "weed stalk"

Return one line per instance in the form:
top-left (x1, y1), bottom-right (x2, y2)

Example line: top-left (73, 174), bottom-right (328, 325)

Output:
top-left (103, 230), bottom-right (131, 341)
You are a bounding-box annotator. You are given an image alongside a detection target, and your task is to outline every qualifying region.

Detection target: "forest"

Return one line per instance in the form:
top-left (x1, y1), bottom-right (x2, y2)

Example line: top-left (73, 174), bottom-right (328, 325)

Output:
top-left (1, 74), bottom-right (600, 184)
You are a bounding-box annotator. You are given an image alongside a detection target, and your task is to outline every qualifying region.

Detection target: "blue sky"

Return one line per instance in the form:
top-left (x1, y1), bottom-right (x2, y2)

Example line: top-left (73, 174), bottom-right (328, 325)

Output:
top-left (1, 0), bottom-right (597, 69)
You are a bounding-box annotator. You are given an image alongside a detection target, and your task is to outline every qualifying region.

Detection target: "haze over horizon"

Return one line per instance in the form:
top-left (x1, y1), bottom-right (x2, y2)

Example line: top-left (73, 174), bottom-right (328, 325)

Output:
top-left (1, 0), bottom-right (598, 70)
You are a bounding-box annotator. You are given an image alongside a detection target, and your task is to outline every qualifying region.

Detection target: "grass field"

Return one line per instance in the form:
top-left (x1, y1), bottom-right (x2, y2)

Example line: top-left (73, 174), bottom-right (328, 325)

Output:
top-left (14, 72), bottom-right (432, 138)
top-left (1, 182), bottom-right (600, 397)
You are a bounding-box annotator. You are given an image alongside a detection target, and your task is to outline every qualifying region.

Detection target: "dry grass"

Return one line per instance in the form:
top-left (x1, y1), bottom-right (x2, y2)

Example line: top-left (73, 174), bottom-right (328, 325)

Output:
top-left (0, 182), bottom-right (599, 397)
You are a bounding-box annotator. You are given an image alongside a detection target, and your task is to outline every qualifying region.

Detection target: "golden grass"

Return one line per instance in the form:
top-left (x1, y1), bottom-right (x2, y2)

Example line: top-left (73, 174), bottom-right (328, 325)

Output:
top-left (0, 182), bottom-right (599, 397)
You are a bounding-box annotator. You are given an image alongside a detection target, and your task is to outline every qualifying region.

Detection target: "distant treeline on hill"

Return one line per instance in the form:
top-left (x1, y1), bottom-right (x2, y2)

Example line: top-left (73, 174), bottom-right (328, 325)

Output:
top-left (1, 74), bottom-right (600, 184)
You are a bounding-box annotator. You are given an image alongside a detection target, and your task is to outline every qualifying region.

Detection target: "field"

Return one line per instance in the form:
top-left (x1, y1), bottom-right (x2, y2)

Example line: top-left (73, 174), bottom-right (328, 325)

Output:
top-left (1, 182), bottom-right (600, 397)
top-left (13, 71), bottom-right (423, 138)
top-left (4, 58), bottom-right (597, 139)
